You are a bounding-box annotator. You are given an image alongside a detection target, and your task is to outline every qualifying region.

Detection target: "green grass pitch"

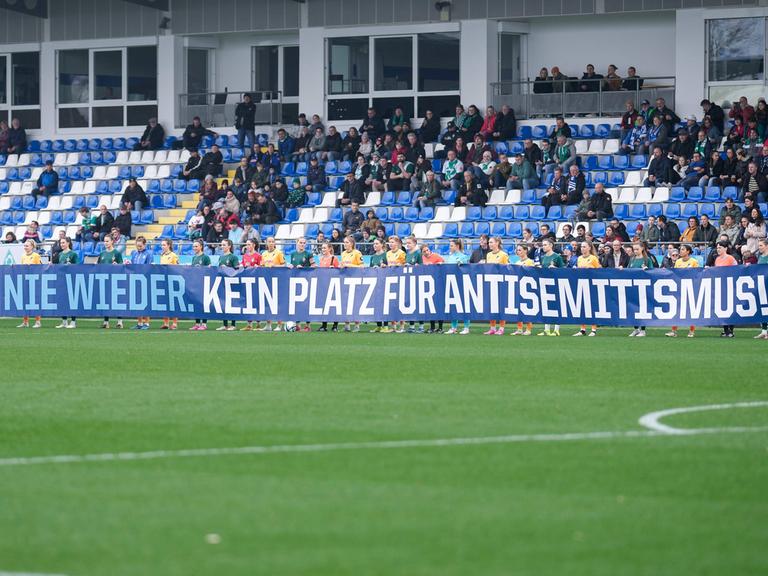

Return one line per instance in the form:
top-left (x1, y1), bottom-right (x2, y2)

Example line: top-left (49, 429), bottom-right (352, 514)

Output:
top-left (0, 320), bottom-right (766, 576)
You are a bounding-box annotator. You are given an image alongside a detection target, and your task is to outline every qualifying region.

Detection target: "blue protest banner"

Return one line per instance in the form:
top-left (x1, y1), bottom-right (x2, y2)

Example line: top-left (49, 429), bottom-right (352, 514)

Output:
top-left (0, 264), bottom-right (767, 326)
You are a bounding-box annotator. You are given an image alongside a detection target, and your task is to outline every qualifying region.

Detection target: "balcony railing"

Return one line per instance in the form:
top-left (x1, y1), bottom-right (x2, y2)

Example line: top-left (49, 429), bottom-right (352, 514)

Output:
top-left (177, 90), bottom-right (283, 129)
top-left (490, 77), bottom-right (676, 119)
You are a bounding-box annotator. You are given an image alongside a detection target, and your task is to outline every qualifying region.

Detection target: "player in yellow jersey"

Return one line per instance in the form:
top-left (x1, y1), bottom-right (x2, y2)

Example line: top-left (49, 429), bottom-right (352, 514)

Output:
top-left (574, 241), bottom-right (600, 337)
top-left (259, 236), bottom-right (285, 332)
top-left (384, 235), bottom-right (406, 333)
top-left (666, 244), bottom-right (699, 338)
top-left (160, 239), bottom-right (180, 330)
top-left (18, 239), bottom-right (42, 328)
top-left (511, 244), bottom-right (534, 336)
top-left (483, 236), bottom-right (509, 335)
top-left (340, 235), bottom-right (364, 332)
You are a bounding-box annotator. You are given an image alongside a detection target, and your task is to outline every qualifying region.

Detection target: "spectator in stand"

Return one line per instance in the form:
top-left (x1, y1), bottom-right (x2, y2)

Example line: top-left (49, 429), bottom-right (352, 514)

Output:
top-left (479, 106), bottom-right (498, 140)
top-left (176, 116), bottom-right (217, 150)
top-left (578, 64), bottom-right (603, 92)
top-left (741, 162), bottom-right (768, 202)
top-left (604, 64), bottom-right (622, 91)
top-left (506, 154), bottom-right (538, 192)
top-left (338, 172), bottom-right (365, 207)
top-left (134, 117), bottom-right (165, 151)
top-left (33, 160), bottom-right (59, 200)
top-left (440, 149), bottom-right (464, 191)
top-left (360, 107), bottom-right (386, 140)
top-left (114, 204), bottom-right (132, 238)
top-left (533, 67), bottom-right (552, 94)
top-left (565, 164), bottom-right (586, 205)
top-left (120, 178), bottom-right (148, 212)
top-left (620, 116), bottom-right (648, 155)
top-left (0, 119), bottom-right (9, 154)
top-left (620, 100), bottom-right (639, 142)
top-left (622, 66), bottom-right (643, 91)
top-left (650, 98), bottom-right (680, 134)
top-left (201, 144), bottom-right (223, 178)
top-left (235, 94), bottom-right (256, 148)
top-left (647, 115), bottom-right (670, 155)
top-left (306, 157), bottom-right (326, 192)
top-left (455, 170), bottom-right (488, 208)
top-left (7, 117), bottom-right (27, 154)
top-left (644, 146), bottom-right (671, 188)
top-left (694, 214), bottom-right (719, 247)
top-left (412, 170), bottom-right (441, 210)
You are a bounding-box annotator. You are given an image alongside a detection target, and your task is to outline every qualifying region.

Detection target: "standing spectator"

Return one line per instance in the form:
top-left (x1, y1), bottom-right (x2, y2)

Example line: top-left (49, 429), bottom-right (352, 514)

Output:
top-left (7, 117), bottom-right (27, 154)
top-left (176, 116), bottom-right (217, 150)
top-left (360, 107), bottom-right (386, 139)
top-left (134, 117), bottom-right (165, 151)
top-left (33, 160), bottom-right (59, 200)
top-left (235, 93), bottom-right (256, 148)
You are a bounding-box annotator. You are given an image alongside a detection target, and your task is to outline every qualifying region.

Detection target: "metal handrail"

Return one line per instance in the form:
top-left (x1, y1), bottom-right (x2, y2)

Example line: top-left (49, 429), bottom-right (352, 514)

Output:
top-left (490, 76), bottom-right (677, 120)
top-left (176, 90), bottom-right (283, 129)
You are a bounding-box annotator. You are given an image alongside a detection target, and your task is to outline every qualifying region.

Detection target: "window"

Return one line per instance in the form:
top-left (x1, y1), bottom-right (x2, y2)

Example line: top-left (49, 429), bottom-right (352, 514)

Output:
top-left (57, 46), bottom-right (157, 129)
top-left (328, 37), bottom-right (369, 94)
top-left (128, 46), bottom-right (157, 102)
top-left (708, 18), bottom-right (764, 82)
top-left (13, 52), bottom-right (40, 106)
top-left (283, 46), bottom-right (299, 98)
top-left (374, 37), bottom-right (413, 91)
top-left (94, 50), bottom-right (122, 101)
top-left (253, 46), bottom-right (278, 94)
top-left (59, 50), bottom-right (89, 104)
top-left (186, 48), bottom-right (210, 106)
top-left (418, 33), bottom-right (459, 92)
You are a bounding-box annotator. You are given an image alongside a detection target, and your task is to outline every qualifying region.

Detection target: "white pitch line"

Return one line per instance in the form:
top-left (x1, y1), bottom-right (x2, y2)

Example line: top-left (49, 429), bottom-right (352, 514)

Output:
top-left (638, 401), bottom-right (768, 435)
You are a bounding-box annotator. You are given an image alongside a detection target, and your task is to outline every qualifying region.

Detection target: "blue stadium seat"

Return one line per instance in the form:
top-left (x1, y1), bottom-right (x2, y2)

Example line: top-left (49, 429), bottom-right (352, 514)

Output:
top-left (629, 204), bottom-right (647, 219)
top-left (507, 222), bottom-right (523, 238)
top-left (514, 206), bottom-right (529, 219)
top-left (466, 206), bottom-right (482, 221)
top-left (631, 155), bottom-right (647, 169)
top-left (669, 187), bottom-right (686, 202)
top-left (686, 187), bottom-right (703, 202)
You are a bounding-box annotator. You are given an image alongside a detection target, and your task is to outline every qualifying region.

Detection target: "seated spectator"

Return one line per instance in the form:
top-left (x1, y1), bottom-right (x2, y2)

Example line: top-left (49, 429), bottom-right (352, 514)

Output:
top-left (657, 215), bottom-right (681, 243)
top-left (578, 64), bottom-right (603, 92)
top-left (412, 170), bottom-right (441, 210)
top-left (134, 117), bottom-right (165, 151)
top-left (176, 116), bottom-right (217, 150)
top-left (533, 67), bottom-right (552, 94)
top-left (338, 172), bottom-right (365, 207)
top-left (0, 119), bottom-right (8, 154)
top-left (7, 117), bottom-right (26, 155)
top-left (180, 149), bottom-right (204, 181)
top-left (121, 178), bottom-right (148, 211)
top-left (114, 204), bottom-right (133, 238)
top-left (644, 147), bottom-right (672, 187)
top-left (306, 157), bottom-right (327, 192)
top-left (33, 160), bottom-right (59, 200)
top-left (619, 100), bottom-right (639, 142)
top-left (276, 128), bottom-right (295, 161)
top-left (454, 171), bottom-right (487, 208)
top-left (418, 109), bottom-right (441, 143)
top-left (360, 107), bottom-right (386, 140)
top-left (620, 116), bottom-right (648, 155)
top-left (440, 149), bottom-right (464, 191)
top-left (341, 127), bottom-right (361, 161)
top-left (564, 164), bottom-right (586, 205)
top-left (322, 126), bottom-right (343, 162)
top-left (505, 154), bottom-right (537, 192)
top-left (741, 162), bottom-right (768, 202)
top-left (604, 64), bottom-right (622, 91)
top-left (621, 66), bottom-right (643, 91)
top-left (201, 144), bottom-right (223, 178)
top-left (553, 134), bottom-right (577, 172)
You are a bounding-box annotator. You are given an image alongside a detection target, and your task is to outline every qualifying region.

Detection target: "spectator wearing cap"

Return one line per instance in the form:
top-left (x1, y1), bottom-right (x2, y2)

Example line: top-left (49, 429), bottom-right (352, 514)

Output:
top-left (235, 94), bottom-right (256, 148)
top-left (700, 99), bottom-right (724, 134)
top-left (120, 178), bottom-right (148, 212)
top-left (134, 117), bottom-right (165, 151)
top-left (34, 160), bottom-right (59, 200)
top-left (621, 66), bottom-right (643, 91)
top-left (176, 116), bottom-right (217, 150)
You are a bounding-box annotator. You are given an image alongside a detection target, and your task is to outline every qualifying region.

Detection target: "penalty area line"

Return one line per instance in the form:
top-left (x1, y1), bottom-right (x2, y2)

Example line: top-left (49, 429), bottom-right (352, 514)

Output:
top-left (1, 426), bottom-right (766, 468)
